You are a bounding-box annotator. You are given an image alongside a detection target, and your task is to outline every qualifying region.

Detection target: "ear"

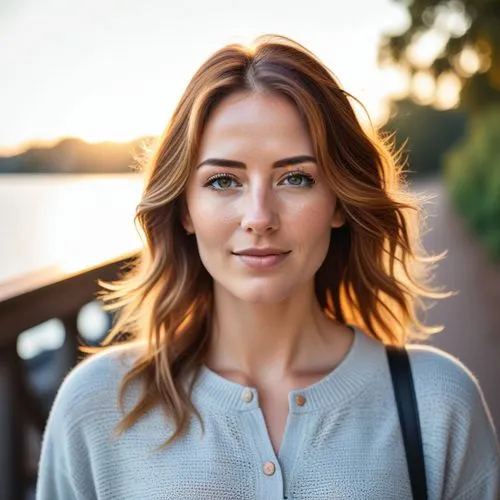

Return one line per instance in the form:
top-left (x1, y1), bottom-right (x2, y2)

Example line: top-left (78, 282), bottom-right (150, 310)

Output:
top-left (331, 201), bottom-right (345, 229)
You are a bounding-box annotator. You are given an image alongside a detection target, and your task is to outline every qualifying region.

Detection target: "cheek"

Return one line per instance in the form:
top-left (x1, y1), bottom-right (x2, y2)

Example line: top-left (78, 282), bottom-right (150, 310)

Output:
top-left (188, 195), bottom-right (235, 245)
top-left (284, 194), bottom-right (336, 237)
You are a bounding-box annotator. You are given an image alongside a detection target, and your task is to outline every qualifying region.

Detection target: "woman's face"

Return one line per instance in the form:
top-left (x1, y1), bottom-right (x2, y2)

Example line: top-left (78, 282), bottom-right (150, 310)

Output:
top-left (183, 91), bottom-right (344, 303)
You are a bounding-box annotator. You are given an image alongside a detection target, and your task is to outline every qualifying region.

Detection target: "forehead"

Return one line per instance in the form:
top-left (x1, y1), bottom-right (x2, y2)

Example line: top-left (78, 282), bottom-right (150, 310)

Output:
top-left (198, 91), bottom-right (313, 157)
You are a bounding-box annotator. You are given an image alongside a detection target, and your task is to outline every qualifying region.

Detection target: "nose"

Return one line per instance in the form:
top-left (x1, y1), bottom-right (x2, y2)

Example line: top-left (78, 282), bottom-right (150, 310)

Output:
top-left (240, 185), bottom-right (279, 235)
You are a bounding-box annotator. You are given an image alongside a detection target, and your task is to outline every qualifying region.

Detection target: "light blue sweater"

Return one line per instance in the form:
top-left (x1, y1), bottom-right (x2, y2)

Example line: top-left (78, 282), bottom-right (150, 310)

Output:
top-left (37, 327), bottom-right (499, 499)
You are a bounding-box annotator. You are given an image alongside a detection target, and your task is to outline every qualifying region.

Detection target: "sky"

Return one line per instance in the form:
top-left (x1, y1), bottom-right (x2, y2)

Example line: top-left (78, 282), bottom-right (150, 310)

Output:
top-left (0, 0), bottom-right (410, 154)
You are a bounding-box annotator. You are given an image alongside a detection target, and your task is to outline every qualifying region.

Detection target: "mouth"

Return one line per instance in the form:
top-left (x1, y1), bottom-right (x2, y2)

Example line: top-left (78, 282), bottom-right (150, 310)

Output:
top-left (232, 252), bottom-right (290, 256)
top-left (231, 251), bottom-right (291, 269)
top-left (232, 250), bottom-right (291, 257)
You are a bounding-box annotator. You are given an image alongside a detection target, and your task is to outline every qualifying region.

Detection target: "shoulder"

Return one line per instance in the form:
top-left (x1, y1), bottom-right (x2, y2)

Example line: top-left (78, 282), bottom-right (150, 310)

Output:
top-left (405, 343), bottom-right (485, 408)
top-left (407, 345), bottom-right (499, 468)
top-left (47, 342), bottom-right (145, 429)
top-left (404, 345), bottom-right (500, 496)
top-left (73, 341), bottom-right (144, 384)
top-left (37, 343), bottom-right (147, 497)
top-left (404, 343), bottom-right (496, 429)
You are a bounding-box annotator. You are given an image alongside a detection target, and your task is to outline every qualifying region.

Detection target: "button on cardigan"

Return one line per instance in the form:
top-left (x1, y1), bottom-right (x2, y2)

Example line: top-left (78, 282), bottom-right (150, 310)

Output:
top-left (36, 327), bottom-right (500, 499)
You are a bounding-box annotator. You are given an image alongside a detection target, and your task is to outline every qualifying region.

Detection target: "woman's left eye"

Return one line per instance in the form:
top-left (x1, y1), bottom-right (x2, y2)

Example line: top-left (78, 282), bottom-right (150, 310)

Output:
top-left (280, 171), bottom-right (315, 187)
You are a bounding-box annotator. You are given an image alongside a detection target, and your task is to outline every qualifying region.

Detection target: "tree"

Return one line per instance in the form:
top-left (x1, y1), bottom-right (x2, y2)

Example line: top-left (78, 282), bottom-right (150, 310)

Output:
top-left (445, 104), bottom-right (500, 259)
top-left (383, 98), bottom-right (466, 177)
top-left (379, 1), bottom-right (500, 260)
top-left (379, 0), bottom-right (500, 113)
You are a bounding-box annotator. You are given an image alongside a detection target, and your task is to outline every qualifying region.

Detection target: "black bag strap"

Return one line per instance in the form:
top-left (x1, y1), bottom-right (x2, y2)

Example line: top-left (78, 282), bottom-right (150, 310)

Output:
top-left (386, 345), bottom-right (428, 500)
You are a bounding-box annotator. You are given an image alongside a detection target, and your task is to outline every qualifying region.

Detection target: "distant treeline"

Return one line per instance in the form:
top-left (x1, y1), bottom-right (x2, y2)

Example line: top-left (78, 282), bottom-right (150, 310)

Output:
top-left (0, 137), bottom-right (154, 174)
top-left (0, 100), bottom-right (467, 176)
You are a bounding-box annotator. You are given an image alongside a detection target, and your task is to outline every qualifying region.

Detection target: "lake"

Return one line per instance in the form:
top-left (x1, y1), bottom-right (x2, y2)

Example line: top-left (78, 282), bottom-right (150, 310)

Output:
top-left (0, 174), bottom-right (144, 283)
top-left (0, 174), bottom-right (145, 358)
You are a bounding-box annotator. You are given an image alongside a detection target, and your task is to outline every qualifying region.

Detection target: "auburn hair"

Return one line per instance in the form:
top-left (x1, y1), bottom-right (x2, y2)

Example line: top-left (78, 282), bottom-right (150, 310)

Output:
top-left (98, 34), bottom-right (448, 447)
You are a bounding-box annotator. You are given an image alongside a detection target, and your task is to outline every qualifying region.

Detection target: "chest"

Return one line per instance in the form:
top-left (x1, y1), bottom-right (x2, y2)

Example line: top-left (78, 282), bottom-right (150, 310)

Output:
top-left (256, 375), bottom-right (326, 456)
top-left (259, 389), bottom-right (291, 456)
top-left (103, 405), bottom-right (415, 500)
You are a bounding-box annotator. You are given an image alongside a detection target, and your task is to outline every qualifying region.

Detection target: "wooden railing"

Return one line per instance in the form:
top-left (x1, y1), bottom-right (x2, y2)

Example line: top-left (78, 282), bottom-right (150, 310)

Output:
top-left (0, 253), bottom-right (136, 500)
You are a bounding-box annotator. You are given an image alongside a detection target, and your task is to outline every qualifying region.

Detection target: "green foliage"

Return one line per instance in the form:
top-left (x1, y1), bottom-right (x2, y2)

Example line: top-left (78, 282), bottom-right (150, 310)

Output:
top-left (383, 99), bottom-right (466, 177)
top-left (381, 1), bottom-right (500, 257)
top-left (380, 0), bottom-right (500, 113)
top-left (445, 104), bottom-right (500, 259)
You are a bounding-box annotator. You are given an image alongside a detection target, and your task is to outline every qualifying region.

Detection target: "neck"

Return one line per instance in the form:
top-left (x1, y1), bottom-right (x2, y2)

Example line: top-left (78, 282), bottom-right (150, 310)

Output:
top-left (205, 280), bottom-right (352, 386)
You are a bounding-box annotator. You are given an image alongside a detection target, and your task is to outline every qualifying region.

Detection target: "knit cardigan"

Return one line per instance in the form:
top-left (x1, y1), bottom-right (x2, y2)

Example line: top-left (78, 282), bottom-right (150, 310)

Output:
top-left (36, 327), bottom-right (500, 499)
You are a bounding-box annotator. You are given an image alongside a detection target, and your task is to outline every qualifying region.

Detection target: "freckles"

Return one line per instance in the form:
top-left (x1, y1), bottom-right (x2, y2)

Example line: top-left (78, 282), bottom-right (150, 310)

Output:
top-left (193, 198), bottom-right (236, 240)
top-left (285, 195), bottom-right (334, 225)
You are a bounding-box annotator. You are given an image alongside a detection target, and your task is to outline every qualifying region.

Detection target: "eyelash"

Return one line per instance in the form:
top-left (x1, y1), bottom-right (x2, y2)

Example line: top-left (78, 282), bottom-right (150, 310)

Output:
top-left (203, 170), bottom-right (316, 191)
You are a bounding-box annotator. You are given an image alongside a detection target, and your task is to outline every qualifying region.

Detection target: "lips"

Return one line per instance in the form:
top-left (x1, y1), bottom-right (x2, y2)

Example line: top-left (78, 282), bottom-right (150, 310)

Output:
top-left (232, 250), bottom-right (291, 269)
top-left (232, 249), bottom-right (291, 257)
top-left (234, 253), bottom-right (289, 257)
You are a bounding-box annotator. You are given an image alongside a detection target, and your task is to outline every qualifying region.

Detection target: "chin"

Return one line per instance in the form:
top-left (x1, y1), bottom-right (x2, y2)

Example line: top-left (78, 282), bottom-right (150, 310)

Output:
top-left (225, 280), bottom-right (297, 304)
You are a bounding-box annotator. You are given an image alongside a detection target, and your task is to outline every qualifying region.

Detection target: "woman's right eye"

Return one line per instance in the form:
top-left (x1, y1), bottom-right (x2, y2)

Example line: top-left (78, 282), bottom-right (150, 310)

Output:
top-left (204, 174), bottom-right (240, 191)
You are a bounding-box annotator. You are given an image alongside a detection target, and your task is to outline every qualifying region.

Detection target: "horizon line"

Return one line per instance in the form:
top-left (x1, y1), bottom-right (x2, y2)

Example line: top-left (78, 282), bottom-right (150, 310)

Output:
top-left (0, 135), bottom-right (156, 156)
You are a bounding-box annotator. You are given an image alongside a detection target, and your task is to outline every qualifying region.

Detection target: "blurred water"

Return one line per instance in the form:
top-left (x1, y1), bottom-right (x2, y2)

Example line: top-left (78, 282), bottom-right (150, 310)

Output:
top-left (0, 173), bottom-right (144, 358)
top-left (0, 173), bottom-right (144, 282)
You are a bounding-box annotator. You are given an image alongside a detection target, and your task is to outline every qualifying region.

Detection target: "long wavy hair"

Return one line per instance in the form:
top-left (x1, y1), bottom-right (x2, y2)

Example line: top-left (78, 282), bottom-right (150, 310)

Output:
top-left (98, 34), bottom-right (449, 447)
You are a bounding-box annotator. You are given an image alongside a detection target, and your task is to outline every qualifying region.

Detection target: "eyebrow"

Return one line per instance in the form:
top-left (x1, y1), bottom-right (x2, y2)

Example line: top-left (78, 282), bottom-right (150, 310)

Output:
top-left (196, 155), bottom-right (317, 170)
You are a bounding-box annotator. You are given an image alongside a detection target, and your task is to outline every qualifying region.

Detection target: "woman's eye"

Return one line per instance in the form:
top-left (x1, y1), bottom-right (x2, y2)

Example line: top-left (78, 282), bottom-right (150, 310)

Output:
top-left (204, 174), bottom-right (239, 190)
top-left (281, 172), bottom-right (315, 187)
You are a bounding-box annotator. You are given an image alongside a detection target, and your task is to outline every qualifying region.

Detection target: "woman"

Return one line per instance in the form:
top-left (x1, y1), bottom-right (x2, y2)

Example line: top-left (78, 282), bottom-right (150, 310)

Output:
top-left (37, 35), bottom-right (499, 499)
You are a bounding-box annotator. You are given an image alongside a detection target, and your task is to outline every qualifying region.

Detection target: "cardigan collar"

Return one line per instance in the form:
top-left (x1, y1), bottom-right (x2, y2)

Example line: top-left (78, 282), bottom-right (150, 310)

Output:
top-left (190, 326), bottom-right (386, 413)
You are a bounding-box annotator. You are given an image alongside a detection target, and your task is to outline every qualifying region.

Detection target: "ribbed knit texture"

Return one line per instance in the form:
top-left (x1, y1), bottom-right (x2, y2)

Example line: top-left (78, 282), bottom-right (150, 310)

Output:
top-left (37, 327), bottom-right (500, 499)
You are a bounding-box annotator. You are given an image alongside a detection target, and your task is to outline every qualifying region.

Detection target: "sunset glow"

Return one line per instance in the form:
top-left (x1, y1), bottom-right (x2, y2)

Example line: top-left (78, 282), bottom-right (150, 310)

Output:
top-left (0, 0), bottom-right (412, 153)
